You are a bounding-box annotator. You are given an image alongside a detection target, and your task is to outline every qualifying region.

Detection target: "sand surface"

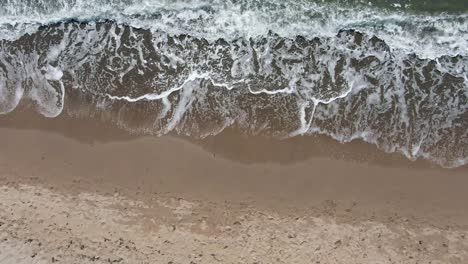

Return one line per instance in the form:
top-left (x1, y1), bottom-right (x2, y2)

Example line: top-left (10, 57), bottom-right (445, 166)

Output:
top-left (0, 113), bottom-right (467, 263)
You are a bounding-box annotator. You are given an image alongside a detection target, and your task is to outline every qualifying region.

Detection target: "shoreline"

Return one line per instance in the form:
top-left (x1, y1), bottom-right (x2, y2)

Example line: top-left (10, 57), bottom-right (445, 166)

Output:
top-left (1, 111), bottom-right (467, 225)
top-left (1, 108), bottom-right (458, 169)
top-left (1, 111), bottom-right (468, 263)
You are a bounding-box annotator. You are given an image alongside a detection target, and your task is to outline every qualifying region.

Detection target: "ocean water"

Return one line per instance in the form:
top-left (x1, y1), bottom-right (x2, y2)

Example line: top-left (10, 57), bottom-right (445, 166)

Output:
top-left (0, 0), bottom-right (467, 167)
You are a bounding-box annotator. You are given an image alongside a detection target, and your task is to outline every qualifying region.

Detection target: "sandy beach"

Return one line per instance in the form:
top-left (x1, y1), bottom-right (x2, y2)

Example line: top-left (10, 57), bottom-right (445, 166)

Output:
top-left (0, 111), bottom-right (467, 263)
top-left (1, 0), bottom-right (468, 262)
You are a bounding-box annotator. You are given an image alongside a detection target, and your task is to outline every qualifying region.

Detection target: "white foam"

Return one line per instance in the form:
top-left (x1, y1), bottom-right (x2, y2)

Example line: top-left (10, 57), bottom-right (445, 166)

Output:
top-left (44, 65), bottom-right (63, 81)
top-left (0, 3), bottom-right (466, 167)
top-left (1, 0), bottom-right (467, 59)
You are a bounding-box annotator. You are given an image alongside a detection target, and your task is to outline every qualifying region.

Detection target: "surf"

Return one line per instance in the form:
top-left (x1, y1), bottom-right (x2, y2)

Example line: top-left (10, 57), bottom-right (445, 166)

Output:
top-left (0, 1), bottom-right (467, 168)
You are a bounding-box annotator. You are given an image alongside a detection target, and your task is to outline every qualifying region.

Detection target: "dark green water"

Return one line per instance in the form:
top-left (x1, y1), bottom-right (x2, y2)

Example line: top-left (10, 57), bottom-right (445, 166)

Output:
top-left (324, 0), bottom-right (468, 13)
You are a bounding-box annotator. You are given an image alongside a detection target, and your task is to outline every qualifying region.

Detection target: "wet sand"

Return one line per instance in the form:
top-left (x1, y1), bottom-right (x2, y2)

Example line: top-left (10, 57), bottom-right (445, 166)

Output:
top-left (0, 110), bottom-right (467, 263)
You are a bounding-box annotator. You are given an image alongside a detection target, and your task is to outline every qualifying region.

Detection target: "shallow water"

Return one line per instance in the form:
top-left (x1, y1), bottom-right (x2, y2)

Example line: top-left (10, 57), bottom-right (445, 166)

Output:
top-left (0, 0), bottom-right (467, 167)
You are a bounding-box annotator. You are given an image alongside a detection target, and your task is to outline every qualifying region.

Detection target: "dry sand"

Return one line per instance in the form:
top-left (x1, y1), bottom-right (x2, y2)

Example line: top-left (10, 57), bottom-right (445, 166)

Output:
top-left (0, 112), bottom-right (467, 263)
